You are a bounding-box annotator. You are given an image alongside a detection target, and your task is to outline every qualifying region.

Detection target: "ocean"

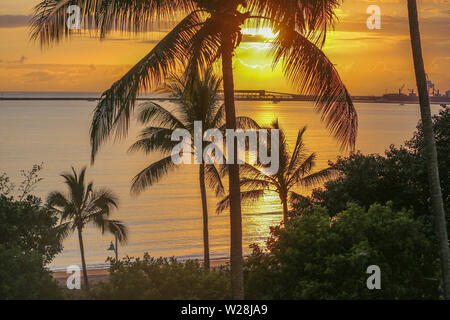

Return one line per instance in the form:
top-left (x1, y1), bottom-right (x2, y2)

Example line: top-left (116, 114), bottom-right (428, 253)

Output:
top-left (0, 92), bottom-right (443, 270)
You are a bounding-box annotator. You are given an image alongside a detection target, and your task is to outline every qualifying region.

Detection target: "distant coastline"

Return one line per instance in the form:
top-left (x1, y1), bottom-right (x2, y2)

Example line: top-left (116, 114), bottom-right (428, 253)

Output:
top-left (1, 91), bottom-right (449, 104)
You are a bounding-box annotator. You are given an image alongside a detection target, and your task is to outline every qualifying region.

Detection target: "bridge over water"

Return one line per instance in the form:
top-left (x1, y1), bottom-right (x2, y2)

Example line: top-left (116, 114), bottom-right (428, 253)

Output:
top-left (217, 90), bottom-right (314, 101)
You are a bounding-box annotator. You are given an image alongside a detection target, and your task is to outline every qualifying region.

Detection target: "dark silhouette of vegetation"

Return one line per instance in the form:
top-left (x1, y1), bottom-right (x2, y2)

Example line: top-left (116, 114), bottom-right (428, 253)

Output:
top-left (31, 0), bottom-right (357, 298)
top-left (244, 203), bottom-right (439, 299)
top-left (310, 106), bottom-right (450, 238)
top-left (129, 68), bottom-right (257, 269)
top-left (47, 167), bottom-right (127, 290)
top-left (89, 254), bottom-right (231, 299)
top-left (217, 120), bottom-right (333, 222)
top-left (0, 165), bottom-right (63, 299)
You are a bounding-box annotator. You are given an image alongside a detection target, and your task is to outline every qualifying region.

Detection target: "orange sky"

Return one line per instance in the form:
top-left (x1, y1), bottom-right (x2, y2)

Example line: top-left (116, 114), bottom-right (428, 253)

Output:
top-left (0, 0), bottom-right (449, 95)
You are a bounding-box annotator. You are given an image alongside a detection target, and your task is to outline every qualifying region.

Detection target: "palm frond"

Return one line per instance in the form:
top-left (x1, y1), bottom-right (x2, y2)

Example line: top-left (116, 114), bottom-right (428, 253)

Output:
top-left (30, 0), bottom-right (197, 46)
top-left (287, 126), bottom-right (307, 175)
top-left (89, 214), bottom-right (128, 243)
top-left (239, 163), bottom-right (275, 184)
top-left (287, 152), bottom-right (316, 187)
top-left (236, 116), bottom-right (261, 130)
top-left (81, 181), bottom-right (93, 211)
top-left (246, 0), bottom-right (340, 46)
top-left (128, 127), bottom-right (177, 155)
top-left (60, 166), bottom-right (87, 208)
top-left (210, 103), bottom-right (225, 128)
top-left (137, 102), bottom-right (186, 129)
top-left (216, 189), bottom-right (265, 214)
top-left (184, 16), bottom-right (223, 77)
top-left (85, 188), bottom-right (119, 217)
top-left (272, 28), bottom-right (357, 150)
top-left (52, 221), bottom-right (75, 242)
top-left (240, 177), bottom-right (272, 190)
top-left (102, 219), bottom-right (128, 243)
top-left (46, 190), bottom-right (69, 208)
top-left (204, 164), bottom-right (225, 197)
top-left (130, 155), bottom-right (176, 195)
top-left (90, 11), bottom-right (204, 163)
top-left (297, 167), bottom-right (336, 188)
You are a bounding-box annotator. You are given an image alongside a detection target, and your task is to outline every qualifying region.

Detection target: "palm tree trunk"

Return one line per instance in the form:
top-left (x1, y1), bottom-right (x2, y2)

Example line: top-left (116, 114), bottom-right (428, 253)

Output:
top-left (282, 197), bottom-right (289, 223)
top-left (407, 0), bottom-right (450, 299)
top-left (77, 227), bottom-right (89, 290)
top-left (199, 164), bottom-right (210, 270)
top-left (221, 33), bottom-right (244, 299)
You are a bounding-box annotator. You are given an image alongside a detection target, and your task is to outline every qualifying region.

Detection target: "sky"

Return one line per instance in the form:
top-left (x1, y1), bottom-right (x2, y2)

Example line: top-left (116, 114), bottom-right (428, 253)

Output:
top-left (0, 0), bottom-right (449, 95)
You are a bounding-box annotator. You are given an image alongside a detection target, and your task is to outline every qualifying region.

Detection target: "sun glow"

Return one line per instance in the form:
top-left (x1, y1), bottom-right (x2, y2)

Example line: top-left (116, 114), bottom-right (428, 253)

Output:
top-left (241, 27), bottom-right (278, 40)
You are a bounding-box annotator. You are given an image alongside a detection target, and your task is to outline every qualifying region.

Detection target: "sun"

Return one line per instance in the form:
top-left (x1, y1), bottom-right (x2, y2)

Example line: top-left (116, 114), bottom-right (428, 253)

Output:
top-left (241, 27), bottom-right (278, 40)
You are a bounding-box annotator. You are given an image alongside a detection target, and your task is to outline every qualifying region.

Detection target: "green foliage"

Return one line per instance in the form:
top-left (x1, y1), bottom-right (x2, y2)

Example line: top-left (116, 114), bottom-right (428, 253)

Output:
top-left (245, 203), bottom-right (439, 299)
top-left (0, 166), bottom-right (63, 299)
top-left (407, 104), bottom-right (450, 215)
top-left (311, 105), bottom-right (450, 235)
top-left (89, 254), bottom-right (231, 300)
top-left (0, 194), bottom-right (62, 265)
top-left (0, 244), bottom-right (61, 299)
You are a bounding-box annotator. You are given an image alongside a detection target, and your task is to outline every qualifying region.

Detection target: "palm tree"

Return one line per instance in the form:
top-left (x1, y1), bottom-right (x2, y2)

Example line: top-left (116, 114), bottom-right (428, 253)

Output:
top-left (31, 0), bottom-right (357, 298)
top-left (47, 167), bottom-right (127, 290)
top-left (407, 0), bottom-right (450, 299)
top-left (128, 68), bottom-right (257, 269)
top-left (217, 120), bottom-right (333, 222)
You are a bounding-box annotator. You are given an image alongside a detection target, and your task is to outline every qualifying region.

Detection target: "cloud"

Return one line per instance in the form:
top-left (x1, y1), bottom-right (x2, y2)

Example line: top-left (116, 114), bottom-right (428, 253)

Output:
top-left (0, 56), bottom-right (28, 64)
top-left (0, 15), bottom-right (31, 28)
top-left (0, 63), bottom-right (133, 91)
top-left (24, 71), bottom-right (57, 82)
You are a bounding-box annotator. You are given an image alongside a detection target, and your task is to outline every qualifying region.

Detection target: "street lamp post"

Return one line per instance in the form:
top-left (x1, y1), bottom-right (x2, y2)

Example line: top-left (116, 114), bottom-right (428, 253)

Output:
top-left (107, 231), bottom-right (119, 261)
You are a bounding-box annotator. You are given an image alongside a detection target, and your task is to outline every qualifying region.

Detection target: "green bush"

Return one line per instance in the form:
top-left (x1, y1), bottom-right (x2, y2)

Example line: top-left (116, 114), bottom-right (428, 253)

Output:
top-left (89, 254), bottom-right (231, 299)
top-left (0, 194), bottom-right (63, 299)
top-left (245, 203), bottom-right (440, 299)
top-left (310, 105), bottom-right (450, 236)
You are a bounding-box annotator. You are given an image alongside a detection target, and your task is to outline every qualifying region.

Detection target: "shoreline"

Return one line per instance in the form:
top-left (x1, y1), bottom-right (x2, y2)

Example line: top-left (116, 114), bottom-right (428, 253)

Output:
top-left (2, 96), bottom-right (450, 104)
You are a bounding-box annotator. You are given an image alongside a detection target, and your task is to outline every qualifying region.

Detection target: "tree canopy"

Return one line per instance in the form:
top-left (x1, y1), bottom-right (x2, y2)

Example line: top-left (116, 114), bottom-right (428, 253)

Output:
top-left (245, 203), bottom-right (440, 299)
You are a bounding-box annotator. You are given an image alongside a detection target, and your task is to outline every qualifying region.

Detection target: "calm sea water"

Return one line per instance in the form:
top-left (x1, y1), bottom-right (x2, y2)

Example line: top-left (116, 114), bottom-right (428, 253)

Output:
top-left (0, 94), bottom-right (443, 270)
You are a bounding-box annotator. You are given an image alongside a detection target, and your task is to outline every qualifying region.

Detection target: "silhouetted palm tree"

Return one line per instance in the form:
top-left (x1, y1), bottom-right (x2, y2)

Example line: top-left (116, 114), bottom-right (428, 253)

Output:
top-left (407, 0), bottom-right (450, 299)
top-left (128, 68), bottom-right (257, 269)
top-left (31, 0), bottom-right (357, 298)
top-left (47, 167), bottom-right (127, 290)
top-left (217, 120), bottom-right (333, 222)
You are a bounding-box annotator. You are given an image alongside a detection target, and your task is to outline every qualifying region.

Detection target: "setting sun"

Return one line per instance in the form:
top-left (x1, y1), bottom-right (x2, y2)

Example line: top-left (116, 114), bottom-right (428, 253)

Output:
top-left (241, 27), bottom-right (279, 40)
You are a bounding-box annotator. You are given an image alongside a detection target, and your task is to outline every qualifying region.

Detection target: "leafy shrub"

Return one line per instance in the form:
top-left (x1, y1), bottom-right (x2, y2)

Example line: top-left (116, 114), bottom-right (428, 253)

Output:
top-left (245, 203), bottom-right (440, 299)
top-left (0, 194), bottom-right (63, 299)
top-left (310, 105), bottom-right (450, 236)
top-left (89, 254), bottom-right (231, 299)
top-left (0, 166), bottom-right (63, 299)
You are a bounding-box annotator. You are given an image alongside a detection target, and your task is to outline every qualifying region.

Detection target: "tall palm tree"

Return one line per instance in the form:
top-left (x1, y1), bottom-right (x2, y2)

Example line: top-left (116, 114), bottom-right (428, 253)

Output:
top-left (407, 0), bottom-right (450, 299)
top-left (47, 167), bottom-right (127, 290)
top-left (217, 120), bottom-right (333, 222)
top-left (31, 0), bottom-right (357, 298)
top-left (128, 68), bottom-right (257, 269)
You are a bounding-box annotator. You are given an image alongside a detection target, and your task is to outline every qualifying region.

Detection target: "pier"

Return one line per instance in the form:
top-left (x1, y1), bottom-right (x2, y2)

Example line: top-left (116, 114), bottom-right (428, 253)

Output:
top-left (1, 90), bottom-right (449, 103)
